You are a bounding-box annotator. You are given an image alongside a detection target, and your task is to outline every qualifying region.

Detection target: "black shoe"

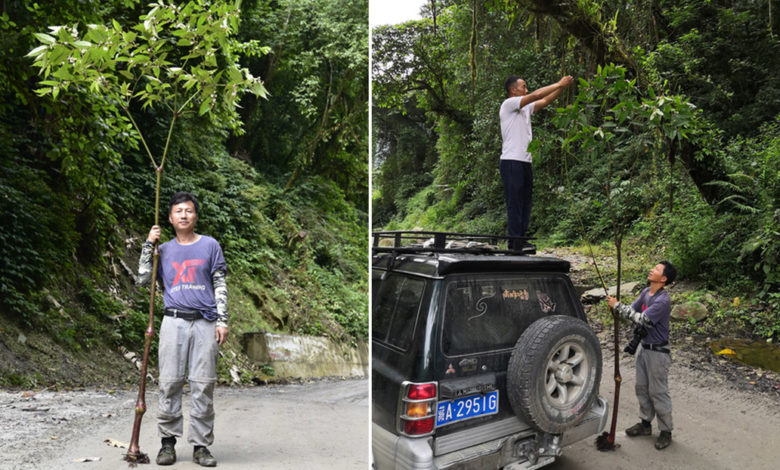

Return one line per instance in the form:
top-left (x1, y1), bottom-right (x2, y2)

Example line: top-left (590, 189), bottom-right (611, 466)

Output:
top-left (193, 446), bottom-right (218, 467)
top-left (625, 421), bottom-right (652, 437)
top-left (655, 431), bottom-right (672, 450)
top-left (508, 241), bottom-right (536, 253)
top-left (156, 441), bottom-right (176, 466)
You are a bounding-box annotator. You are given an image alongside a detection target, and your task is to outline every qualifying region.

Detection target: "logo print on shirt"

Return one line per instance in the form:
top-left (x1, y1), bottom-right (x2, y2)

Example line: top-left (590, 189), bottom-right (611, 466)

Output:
top-left (171, 259), bottom-right (206, 285)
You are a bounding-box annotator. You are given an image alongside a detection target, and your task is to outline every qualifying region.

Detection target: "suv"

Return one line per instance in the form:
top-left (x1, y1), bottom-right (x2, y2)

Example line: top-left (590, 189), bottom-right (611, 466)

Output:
top-left (372, 231), bottom-right (607, 470)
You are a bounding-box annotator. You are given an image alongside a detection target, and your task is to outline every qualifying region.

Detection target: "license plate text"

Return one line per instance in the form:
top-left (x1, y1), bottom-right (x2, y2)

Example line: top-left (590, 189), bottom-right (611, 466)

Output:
top-left (436, 390), bottom-right (499, 427)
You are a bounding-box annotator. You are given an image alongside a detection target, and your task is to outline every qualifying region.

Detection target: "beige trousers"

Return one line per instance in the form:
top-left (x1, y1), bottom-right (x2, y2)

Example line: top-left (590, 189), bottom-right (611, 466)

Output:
top-left (157, 316), bottom-right (218, 446)
top-left (635, 345), bottom-right (673, 432)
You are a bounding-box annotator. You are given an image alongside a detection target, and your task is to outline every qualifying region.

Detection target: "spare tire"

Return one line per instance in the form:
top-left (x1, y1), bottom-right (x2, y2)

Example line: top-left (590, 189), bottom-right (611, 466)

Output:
top-left (507, 315), bottom-right (602, 434)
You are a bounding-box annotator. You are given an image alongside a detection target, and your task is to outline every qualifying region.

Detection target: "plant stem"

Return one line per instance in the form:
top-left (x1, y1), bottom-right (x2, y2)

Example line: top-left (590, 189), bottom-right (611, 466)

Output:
top-left (124, 106), bottom-right (158, 169)
top-left (127, 113), bottom-right (175, 461)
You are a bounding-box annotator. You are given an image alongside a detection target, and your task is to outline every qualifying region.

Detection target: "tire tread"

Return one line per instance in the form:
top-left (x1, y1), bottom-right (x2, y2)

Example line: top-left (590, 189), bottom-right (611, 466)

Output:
top-left (507, 315), bottom-right (602, 434)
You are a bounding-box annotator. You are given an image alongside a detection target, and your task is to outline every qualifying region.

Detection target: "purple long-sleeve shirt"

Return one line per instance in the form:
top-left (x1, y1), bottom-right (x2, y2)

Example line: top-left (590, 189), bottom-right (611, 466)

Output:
top-left (614, 287), bottom-right (671, 345)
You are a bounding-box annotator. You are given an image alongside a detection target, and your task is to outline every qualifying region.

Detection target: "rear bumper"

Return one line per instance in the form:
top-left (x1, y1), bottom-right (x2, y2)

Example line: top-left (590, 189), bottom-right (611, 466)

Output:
top-left (561, 396), bottom-right (609, 446)
top-left (373, 396), bottom-right (608, 470)
top-left (372, 424), bottom-right (435, 470)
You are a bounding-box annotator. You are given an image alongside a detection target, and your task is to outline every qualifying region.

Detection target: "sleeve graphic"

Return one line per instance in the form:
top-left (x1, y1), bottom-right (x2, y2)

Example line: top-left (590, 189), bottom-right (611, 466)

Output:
top-left (614, 302), bottom-right (653, 327)
top-left (213, 269), bottom-right (228, 328)
top-left (137, 241), bottom-right (154, 287)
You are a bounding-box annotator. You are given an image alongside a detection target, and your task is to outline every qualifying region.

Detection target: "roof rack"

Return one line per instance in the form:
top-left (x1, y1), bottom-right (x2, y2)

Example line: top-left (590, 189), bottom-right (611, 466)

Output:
top-left (372, 230), bottom-right (536, 255)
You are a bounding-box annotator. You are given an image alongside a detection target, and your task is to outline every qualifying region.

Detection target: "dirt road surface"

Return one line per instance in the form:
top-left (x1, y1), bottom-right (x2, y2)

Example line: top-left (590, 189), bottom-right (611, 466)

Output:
top-left (547, 347), bottom-right (780, 470)
top-left (0, 378), bottom-right (368, 470)
top-left (3, 350), bottom-right (780, 470)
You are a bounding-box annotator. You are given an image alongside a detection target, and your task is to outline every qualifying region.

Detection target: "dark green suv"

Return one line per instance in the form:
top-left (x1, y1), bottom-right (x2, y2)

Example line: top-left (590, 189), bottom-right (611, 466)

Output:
top-left (372, 232), bottom-right (607, 470)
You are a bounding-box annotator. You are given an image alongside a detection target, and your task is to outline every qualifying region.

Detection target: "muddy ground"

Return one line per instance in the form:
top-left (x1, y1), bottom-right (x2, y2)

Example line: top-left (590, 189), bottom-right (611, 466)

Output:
top-left (0, 378), bottom-right (368, 470)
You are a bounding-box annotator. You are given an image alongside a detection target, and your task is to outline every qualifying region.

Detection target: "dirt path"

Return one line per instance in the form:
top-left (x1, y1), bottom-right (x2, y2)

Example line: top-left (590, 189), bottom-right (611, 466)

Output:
top-left (546, 341), bottom-right (780, 470)
top-left (3, 354), bottom-right (779, 469)
top-left (0, 378), bottom-right (368, 470)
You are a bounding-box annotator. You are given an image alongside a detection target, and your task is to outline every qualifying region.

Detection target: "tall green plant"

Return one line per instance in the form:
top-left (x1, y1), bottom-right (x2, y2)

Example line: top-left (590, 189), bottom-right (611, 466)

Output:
top-left (543, 64), bottom-right (697, 448)
top-left (27, 0), bottom-right (268, 462)
top-left (548, 64), bottom-right (698, 267)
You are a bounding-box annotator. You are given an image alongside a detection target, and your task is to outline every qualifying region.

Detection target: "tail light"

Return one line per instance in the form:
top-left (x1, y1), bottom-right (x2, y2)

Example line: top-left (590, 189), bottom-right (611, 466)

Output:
top-left (399, 381), bottom-right (437, 436)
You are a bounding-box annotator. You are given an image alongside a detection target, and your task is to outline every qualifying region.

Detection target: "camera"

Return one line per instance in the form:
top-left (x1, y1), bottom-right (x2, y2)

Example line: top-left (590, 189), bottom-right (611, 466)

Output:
top-left (623, 325), bottom-right (647, 355)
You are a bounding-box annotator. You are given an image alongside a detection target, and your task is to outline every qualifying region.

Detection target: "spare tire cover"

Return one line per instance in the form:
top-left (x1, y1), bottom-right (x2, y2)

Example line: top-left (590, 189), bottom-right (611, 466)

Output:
top-left (507, 315), bottom-right (602, 434)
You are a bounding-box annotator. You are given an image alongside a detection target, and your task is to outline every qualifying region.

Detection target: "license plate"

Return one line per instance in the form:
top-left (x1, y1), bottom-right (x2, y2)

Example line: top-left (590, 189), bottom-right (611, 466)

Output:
top-left (436, 390), bottom-right (499, 427)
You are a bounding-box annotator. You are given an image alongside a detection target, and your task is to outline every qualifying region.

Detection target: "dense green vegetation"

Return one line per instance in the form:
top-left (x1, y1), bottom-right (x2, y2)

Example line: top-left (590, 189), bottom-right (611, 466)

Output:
top-left (372, 1), bottom-right (778, 338)
top-left (0, 0), bottom-right (367, 387)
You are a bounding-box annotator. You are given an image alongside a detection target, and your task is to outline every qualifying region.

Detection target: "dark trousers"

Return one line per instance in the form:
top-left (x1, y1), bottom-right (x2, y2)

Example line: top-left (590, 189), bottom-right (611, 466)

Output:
top-left (500, 160), bottom-right (533, 243)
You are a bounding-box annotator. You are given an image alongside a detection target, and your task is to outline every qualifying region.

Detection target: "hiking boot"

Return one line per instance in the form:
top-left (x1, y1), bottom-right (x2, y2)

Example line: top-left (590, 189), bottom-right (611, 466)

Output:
top-left (625, 421), bottom-right (652, 437)
top-left (155, 442), bottom-right (176, 466)
top-left (193, 446), bottom-right (218, 467)
top-left (655, 431), bottom-right (672, 450)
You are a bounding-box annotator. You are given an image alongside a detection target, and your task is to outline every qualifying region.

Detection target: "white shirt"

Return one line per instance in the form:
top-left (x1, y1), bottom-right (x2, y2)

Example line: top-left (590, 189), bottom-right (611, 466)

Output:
top-left (500, 98), bottom-right (535, 162)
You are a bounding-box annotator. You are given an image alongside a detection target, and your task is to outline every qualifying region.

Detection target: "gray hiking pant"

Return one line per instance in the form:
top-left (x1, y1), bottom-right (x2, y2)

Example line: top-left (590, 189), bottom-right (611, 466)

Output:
top-left (157, 316), bottom-right (218, 446)
top-left (635, 345), bottom-right (673, 432)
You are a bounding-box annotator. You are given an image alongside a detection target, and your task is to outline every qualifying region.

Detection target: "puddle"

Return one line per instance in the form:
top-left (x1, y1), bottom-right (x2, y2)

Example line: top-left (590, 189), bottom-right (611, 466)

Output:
top-left (708, 338), bottom-right (780, 374)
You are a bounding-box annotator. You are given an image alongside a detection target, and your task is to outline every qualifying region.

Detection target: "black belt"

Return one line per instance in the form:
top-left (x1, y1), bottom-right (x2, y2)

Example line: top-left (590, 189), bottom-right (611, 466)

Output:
top-left (164, 308), bottom-right (203, 321)
top-left (642, 343), bottom-right (670, 354)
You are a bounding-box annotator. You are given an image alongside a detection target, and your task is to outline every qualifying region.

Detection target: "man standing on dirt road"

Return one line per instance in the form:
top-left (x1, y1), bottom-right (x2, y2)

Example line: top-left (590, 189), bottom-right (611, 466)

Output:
top-left (137, 191), bottom-right (228, 467)
top-left (607, 261), bottom-right (677, 450)
top-left (499, 74), bottom-right (573, 248)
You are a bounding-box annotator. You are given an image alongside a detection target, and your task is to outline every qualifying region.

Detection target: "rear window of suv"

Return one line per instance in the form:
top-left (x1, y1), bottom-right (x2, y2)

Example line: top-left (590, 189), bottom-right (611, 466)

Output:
top-left (372, 271), bottom-right (426, 351)
top-left (441, 274), bottom-right (577, 356)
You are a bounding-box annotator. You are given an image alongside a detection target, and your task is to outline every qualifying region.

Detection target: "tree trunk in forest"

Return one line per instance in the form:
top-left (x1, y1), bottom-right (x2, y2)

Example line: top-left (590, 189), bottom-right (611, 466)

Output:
top-left (228, 3), bottom-right (293, 159)
top-left (430, 0), bottom-right (437, 34)
top-left (677, 139), bottom-right (730, 208)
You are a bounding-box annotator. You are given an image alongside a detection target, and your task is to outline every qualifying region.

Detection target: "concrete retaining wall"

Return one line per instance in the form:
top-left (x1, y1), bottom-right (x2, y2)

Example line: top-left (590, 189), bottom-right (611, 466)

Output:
top-left (243, 332), bottom-right (368, 379)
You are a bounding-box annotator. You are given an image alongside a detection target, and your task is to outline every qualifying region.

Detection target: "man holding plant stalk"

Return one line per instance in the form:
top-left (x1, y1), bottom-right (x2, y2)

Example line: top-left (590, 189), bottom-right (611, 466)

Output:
top-left (138, 192), bottom-right (228, 467)
top-left (499, 74), bottom-right (574, 247)
top-left (607, 261), bottom-right (677, 450)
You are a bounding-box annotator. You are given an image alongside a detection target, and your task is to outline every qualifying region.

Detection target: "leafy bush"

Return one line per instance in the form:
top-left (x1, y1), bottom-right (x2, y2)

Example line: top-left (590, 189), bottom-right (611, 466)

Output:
top-left (0, 161), bottom-right (77, 323)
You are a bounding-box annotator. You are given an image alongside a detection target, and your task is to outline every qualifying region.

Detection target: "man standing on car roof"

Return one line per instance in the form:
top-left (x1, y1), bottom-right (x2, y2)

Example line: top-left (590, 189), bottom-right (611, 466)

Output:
top-left (137, 191), bottom-right (228, 467)
top-left (607, 261), bottom-right (677, 450)
top-left (499, 74), bottom-right (574, 248)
